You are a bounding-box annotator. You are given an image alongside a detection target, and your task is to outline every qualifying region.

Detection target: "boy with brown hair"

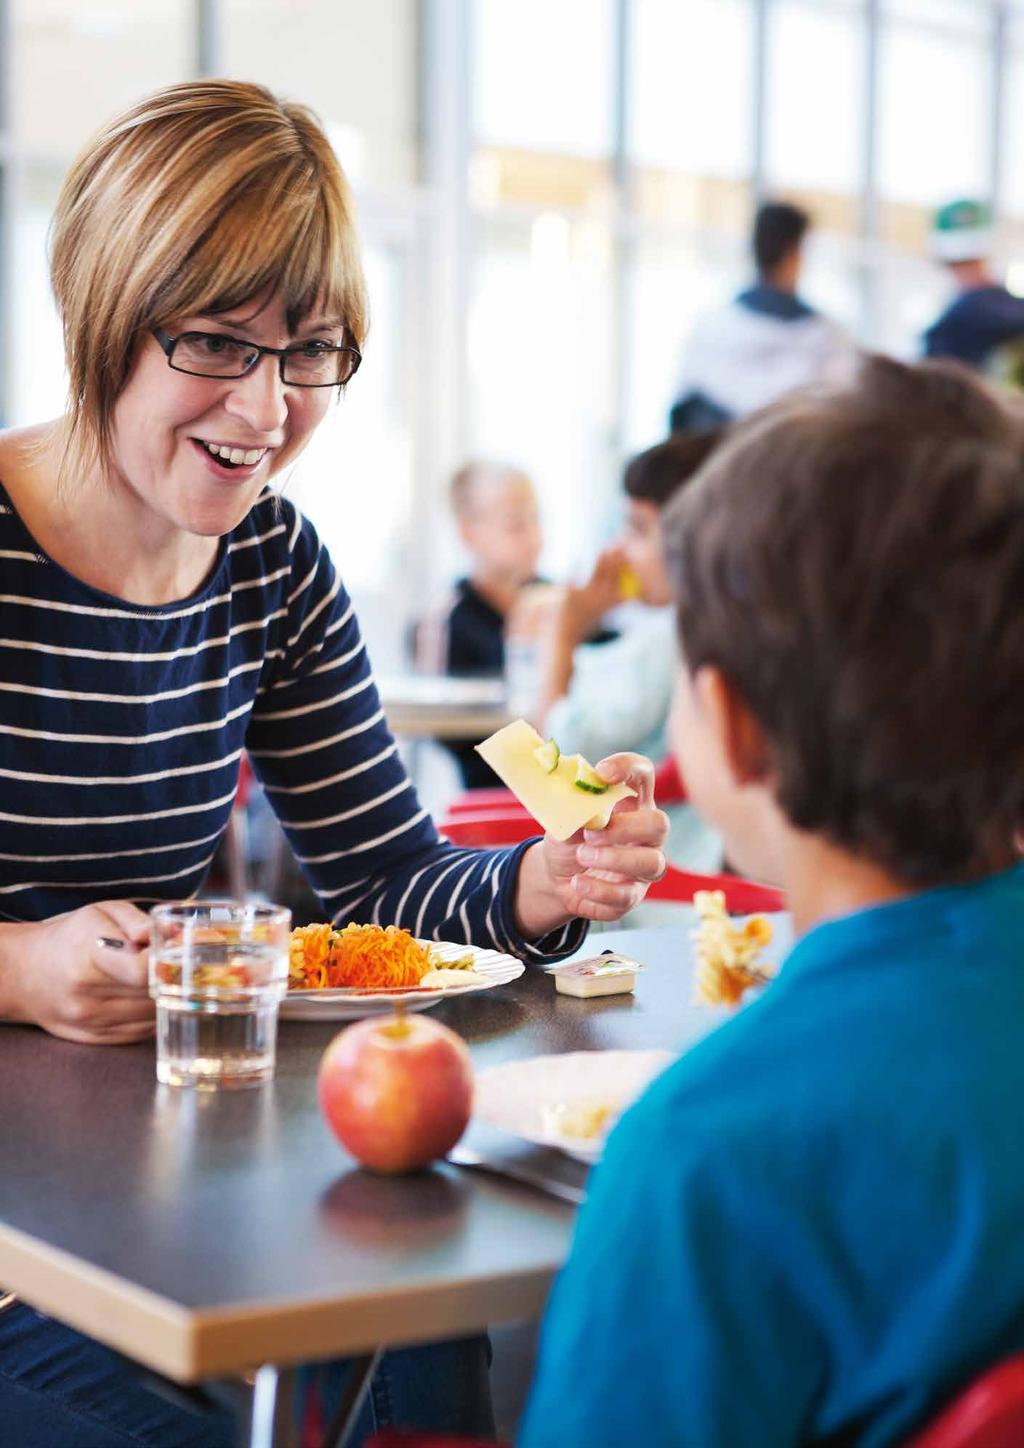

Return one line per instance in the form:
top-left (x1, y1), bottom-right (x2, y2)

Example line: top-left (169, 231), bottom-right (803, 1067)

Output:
top-left (521, 356), bottom-right (1024, 1447)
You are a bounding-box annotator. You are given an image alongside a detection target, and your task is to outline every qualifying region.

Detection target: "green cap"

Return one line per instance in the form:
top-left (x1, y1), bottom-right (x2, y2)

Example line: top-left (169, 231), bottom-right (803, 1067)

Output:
top-left (932, 199), bottom-right (992, 262)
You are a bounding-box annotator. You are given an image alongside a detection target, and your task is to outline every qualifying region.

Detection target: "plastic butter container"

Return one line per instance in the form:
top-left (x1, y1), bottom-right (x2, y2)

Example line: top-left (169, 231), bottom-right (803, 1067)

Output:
top-left (552, 951), bottom-right (642, 998)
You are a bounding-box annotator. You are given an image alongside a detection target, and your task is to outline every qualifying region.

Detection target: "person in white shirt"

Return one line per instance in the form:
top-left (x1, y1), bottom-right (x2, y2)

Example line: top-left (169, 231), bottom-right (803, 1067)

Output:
top-left (670, 201), bottom-right (856, 429)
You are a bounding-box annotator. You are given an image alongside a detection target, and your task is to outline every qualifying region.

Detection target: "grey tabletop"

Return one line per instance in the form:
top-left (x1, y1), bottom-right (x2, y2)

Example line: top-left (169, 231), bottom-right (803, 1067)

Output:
top-left (0, 922), bottom-right (746, 1381)
top-left (377, 673), bottom-right (513, 741)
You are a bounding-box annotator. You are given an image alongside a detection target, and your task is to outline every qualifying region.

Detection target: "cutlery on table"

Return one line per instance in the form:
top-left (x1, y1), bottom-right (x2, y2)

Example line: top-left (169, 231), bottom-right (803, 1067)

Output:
top-left (447, 1143), bottom-right (586, 1206)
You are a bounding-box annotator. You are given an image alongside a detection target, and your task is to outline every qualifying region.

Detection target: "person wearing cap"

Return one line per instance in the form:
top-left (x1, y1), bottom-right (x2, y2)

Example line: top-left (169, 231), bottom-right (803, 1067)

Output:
top-left (668, 201), bottom-right (856, 431)
top-left (924, 199), bottom-right (1024, 384)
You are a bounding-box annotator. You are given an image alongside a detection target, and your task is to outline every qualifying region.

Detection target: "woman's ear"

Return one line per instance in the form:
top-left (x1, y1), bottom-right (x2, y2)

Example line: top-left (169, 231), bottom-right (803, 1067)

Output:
top-left (692, 665), bottom-right (771, 787)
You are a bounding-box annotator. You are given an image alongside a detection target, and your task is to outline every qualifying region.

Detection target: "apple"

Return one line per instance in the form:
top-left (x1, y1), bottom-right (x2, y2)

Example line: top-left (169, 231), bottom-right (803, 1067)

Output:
top-left (318, 1011), bottom-right (474, 1174)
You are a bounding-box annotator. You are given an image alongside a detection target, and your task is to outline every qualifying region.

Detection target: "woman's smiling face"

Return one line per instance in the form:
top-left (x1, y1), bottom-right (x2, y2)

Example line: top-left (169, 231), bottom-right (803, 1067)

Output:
top-left (106, 292), bottom-right (343, 539)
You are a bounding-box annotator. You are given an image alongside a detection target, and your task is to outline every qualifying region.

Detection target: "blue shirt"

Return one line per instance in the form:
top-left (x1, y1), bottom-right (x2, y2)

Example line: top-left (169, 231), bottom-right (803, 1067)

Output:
top-left (521, 867), bottom-right (1024, 1447)
top-left (924, 284), bottom-right (1024, 373)
top-left (0, 484), bottom-right (583, 964)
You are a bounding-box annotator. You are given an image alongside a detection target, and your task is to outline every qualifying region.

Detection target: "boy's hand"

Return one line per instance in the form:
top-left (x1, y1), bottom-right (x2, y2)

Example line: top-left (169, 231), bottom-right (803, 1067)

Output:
top-left (515, 755), bottom-right (669, 934)
top-left (558, 548), bottom-right (627, 646)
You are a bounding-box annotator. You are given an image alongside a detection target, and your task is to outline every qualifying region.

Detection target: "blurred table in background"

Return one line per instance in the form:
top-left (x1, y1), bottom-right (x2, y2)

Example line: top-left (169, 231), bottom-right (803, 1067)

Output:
top-left (377, 673), bottom-right (513, 740)
top-left (378, 673), bottom-right (515, 808)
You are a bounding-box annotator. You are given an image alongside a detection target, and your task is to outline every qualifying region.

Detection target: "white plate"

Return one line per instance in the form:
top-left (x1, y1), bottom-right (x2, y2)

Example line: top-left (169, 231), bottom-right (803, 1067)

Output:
top-left (280, 939), bottom-right (525, 1021)
top-left (474, 1049), bottom-right (673, 1163)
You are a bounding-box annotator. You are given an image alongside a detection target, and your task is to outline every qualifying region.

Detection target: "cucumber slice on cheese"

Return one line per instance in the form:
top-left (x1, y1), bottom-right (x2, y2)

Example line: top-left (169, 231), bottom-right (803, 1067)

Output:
top-left (533, 739), bottom-right (560, 774)
top-left (573, 757), bottom-right (608, 794)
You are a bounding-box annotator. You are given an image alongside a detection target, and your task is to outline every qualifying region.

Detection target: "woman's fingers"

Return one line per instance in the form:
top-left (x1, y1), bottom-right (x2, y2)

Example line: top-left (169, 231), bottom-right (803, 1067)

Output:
top-left (95, 899), bottom-right (151, 950)
top-left (577, 844), bottom-right (667, 884)
top-left (62, 988), bottom-right (155, 1027)
top-left (50, 1018), bottom-right (156, 1046)
top-left (564, 874), bottom-right (646, 921)
top-left (583, 806), bottom-right (670, 849)
top-left (595, 753), bottom-right (657, 810)
top-left (90, 938), bottom-right (149, 990)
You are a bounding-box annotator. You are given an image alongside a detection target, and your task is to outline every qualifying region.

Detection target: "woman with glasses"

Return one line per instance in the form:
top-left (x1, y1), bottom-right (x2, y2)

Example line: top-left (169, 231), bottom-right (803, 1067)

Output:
top-left (0, 80), bottom-right (668, 1444)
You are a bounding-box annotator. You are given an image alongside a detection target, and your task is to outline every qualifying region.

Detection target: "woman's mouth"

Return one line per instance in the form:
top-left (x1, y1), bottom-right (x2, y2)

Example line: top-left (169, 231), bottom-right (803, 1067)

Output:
top-left (191, 438), bottom-right (269, 477)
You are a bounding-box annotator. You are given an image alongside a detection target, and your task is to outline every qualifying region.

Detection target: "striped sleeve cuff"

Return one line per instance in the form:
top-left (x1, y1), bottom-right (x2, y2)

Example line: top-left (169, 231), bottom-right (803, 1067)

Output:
top-left (491, 837), bottom-right (590, 964)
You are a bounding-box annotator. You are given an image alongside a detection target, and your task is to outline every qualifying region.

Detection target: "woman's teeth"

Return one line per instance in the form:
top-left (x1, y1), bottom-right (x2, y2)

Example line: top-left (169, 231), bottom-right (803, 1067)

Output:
top-left (200, 441), bottom-right (266, 467)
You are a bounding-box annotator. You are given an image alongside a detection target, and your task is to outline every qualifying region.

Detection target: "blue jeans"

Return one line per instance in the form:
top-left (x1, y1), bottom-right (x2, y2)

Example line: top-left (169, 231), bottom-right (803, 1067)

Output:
top-left (0, 1304), bottom-right (495, 1446)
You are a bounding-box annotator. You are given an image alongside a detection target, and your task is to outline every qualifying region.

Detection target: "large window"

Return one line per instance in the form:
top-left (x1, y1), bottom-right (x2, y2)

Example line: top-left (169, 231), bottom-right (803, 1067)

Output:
top-left (877, 1), bottom-right (991, 249)
top-left (222, 0), bottom-right (421, 189)
top-left (467, 214), bottom-right (618, 576)
top-left (13, 0), bottom-right (189, 154)
top-left (471, 0), bottom-right (615, 214)
top-left (1, 0), bottom-right (1021, 672)
top-left (764, 0), bottom-right (865, 235)
top-left (628, 0), bottom-right (753, 230)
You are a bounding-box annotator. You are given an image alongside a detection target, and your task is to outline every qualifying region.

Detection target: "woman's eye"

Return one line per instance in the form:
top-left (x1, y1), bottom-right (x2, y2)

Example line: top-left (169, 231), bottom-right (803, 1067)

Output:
top-left (298, 340), bottom-right (332, 357)
top-left (185, 333), bottom-right (241, 356)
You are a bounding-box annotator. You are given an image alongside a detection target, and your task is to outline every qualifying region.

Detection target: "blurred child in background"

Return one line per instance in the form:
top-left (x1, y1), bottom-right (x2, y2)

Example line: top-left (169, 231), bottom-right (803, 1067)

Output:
top-left (416, 460), bottom-right (544, 787)
top-left (512, 431), bottom-right (725, 871)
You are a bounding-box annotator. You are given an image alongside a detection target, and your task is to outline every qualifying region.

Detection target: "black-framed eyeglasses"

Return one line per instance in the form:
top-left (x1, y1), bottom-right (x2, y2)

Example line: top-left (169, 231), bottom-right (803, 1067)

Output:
top-left (152, 326), bottom-right (361, 388)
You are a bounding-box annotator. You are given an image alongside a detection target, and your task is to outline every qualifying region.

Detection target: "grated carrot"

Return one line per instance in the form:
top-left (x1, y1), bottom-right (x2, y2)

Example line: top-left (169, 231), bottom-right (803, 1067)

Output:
top-left (289, 922), bottom-right (433, 991)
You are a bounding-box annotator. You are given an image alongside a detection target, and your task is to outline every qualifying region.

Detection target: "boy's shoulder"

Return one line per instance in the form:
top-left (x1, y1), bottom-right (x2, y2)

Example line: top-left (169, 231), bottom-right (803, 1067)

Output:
top-left (614, 870), bottom-right (1024, 1194)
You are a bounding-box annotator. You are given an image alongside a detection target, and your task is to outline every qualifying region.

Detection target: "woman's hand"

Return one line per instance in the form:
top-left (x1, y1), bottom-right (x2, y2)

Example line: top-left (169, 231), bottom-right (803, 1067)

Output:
top-left (514, 754), bottom-right (669, 936)
top-left (0, 901), bottom-right (154, 1045)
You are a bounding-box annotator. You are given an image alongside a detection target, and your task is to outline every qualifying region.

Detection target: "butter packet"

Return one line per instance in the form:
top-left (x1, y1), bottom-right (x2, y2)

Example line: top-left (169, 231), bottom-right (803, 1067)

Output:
top-left (551, 951), bottom-right (642, 998)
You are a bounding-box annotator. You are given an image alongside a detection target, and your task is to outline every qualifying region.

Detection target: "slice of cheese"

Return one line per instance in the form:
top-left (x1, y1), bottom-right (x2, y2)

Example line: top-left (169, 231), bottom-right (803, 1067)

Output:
top-left (475, 719), bottom-right (635, 841)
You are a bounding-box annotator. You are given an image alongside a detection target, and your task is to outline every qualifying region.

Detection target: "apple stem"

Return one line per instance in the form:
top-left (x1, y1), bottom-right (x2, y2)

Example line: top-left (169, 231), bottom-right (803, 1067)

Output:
top-left (381, 1000), bottom-right (412, 1040)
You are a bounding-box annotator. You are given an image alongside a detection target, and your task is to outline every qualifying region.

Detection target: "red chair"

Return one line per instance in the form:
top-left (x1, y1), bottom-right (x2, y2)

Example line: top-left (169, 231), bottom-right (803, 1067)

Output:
top-left (445, 786), bottom-right (527, 816)
top-left (652, 753), bottom-right (687, 804)
top-left (438, 811), bottom-right (784, 914)
top-left (902, 1354), bottom-right (1024, 1447)
top-left (439, 812), bottom-right (538, 848)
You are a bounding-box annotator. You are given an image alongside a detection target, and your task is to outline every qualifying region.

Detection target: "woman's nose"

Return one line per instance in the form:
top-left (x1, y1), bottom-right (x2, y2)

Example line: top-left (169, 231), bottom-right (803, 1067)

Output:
top-left (223, 356), bottom-right (289, 433)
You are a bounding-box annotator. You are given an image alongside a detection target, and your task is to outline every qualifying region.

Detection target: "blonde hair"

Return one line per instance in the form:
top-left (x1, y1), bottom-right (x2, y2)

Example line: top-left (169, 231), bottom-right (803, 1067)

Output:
top-left (50, 79), bottom-right (368, 481)
top-left (449, 460), bottom-right (533, 520)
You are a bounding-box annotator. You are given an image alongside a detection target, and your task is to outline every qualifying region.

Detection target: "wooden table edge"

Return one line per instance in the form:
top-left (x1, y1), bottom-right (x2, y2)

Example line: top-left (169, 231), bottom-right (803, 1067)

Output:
top-left (0, 1218), bottom-right (558, 1381)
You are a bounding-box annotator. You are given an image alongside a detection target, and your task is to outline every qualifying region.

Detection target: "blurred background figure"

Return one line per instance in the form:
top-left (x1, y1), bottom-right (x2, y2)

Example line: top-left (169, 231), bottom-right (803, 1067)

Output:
top-left (415, 460), bottom-right (544, 786)
top-left (511, 431), bottom-right (725, 872)
top-left (669, 201), bottom-right (856, 431)
top-left (924, 199), bottom-right (1024, 385)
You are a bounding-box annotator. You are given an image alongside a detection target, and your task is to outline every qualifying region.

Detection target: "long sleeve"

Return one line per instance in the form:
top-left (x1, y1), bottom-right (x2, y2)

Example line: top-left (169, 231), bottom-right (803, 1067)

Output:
top-left (245, 507), bottom-right (585, 962)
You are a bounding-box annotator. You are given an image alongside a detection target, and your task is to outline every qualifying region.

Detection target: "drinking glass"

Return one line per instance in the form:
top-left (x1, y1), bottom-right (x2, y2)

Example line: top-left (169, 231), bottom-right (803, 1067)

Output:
top-left (149, 901), bottom-right (291, 1088)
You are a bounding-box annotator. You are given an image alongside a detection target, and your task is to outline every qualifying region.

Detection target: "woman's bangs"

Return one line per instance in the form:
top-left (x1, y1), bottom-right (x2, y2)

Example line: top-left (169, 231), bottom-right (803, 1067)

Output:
top-left (280, 205), bottom-right (354, 334)
top-left (176, 173), bottom-right (363, 338)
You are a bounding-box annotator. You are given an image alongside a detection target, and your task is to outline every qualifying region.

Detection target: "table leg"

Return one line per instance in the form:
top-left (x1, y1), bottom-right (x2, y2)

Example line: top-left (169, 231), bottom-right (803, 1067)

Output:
top-left (249, 1363), bottom-right (298, 1448)
top-left (321, 1348), bottom-right (382, 1448)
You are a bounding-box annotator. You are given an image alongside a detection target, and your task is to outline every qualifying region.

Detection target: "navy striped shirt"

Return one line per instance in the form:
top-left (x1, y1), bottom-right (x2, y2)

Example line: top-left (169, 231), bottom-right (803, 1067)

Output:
top-left (0, 484), bottom-right (583, 963)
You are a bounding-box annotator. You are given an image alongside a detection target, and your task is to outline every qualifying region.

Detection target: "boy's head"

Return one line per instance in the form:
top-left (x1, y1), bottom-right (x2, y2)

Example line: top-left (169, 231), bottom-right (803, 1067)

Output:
top-left (753, 201), bottom-right (810, 293)
top-left (663, 355), bottom-right (1024, 889)
top-left (451, 460), bottom-right (542, 586)
top-left (621, 433), bottom-right (723, 606)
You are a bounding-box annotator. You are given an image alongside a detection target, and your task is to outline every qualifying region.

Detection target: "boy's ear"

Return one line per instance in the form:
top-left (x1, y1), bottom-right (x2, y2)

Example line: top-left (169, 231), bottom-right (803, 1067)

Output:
top-left (693, 665), bottom-right (772, 787)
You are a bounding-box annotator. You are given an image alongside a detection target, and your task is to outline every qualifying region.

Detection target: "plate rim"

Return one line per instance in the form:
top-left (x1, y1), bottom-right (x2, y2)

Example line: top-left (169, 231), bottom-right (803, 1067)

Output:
top-left (474, 1047), bottom-right (674, 1160)
top-left (283, 936), bottom-right (524, 1008)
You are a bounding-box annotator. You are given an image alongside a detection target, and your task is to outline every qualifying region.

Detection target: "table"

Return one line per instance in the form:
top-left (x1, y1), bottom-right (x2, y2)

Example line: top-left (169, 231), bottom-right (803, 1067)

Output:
top-left (0, 924), bottom-right (732, 1445)
top-left (376, 673), bottom-right (513, 741)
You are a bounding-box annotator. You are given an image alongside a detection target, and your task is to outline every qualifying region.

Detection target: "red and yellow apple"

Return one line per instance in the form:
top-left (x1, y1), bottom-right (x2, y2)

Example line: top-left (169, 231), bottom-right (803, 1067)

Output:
top-left (318, 1012), bottom-right (474, 1174)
